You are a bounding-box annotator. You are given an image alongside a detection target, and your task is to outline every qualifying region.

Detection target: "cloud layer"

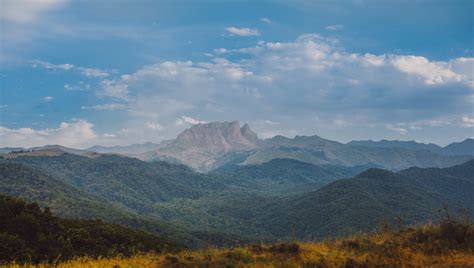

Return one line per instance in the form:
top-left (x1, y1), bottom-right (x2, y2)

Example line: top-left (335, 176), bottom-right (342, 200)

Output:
top-left (0, 0), bottom-right (67, 23)
top-left (94, 34), bottom-right (472, 137)
top-left (2, 34), bottom-right (473, 147)
top-left (0, 120), bottom-right (97, 148)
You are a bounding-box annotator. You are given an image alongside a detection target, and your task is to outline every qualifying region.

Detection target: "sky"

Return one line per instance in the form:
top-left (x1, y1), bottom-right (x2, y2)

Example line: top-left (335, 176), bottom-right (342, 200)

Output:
top-left (0, 0), bottom-right (473, 148)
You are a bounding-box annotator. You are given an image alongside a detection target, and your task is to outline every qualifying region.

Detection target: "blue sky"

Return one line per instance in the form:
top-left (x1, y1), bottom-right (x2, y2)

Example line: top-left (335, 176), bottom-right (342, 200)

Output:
top-left (0, 0), bottom-right (473, 148)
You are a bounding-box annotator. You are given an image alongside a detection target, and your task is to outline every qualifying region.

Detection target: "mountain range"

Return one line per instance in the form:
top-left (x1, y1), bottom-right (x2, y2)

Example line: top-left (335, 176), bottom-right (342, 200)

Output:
top-left (1, 151), bottom-right (472, 244)
top-left (87, 141), bottom-right (172, 156)
top-left (1, 120), bottom-right (473, 246)
top-left (348, 138), bottom-right (474, 156)
top-left (3, 121), bottom-right (472, 172)
top-left (88, 121), bottom-right (473, 171)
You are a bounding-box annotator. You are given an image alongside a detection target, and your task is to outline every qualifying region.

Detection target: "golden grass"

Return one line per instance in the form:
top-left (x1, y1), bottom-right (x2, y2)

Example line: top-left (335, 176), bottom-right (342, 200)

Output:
top-left (4, 254), bottom-right (160, 268)
top-left (4, 243), bottom-right (474, 267)
top-left (5, 221), bottom-right (474, 267)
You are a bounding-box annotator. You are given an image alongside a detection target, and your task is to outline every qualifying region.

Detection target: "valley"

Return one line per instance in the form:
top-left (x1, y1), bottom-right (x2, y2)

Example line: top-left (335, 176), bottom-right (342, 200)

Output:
top-left (1, 121), bottom-right (473, 254)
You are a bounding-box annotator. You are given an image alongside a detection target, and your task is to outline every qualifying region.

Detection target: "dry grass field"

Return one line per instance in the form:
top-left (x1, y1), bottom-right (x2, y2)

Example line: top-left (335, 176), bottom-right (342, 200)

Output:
top-left (5, 219), bottom-right (474, 268)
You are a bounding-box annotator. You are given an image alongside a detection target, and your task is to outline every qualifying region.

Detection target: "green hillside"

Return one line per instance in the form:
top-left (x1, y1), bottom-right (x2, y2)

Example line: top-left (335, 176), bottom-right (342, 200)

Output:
top-left (5, 154), bottom-right (225, 213)
top-left (1, 153), bottom-right (473, 247)
top-left (0, 194), bottom-right (179, 264)
top-left (0, 161), bottom-right (135, 220)
top-left (0, 161), bottom-right (207, 247)
top-left (212, 158), bottom-right (369, 192)
top-left (253, 160), bottom-right (474, 239)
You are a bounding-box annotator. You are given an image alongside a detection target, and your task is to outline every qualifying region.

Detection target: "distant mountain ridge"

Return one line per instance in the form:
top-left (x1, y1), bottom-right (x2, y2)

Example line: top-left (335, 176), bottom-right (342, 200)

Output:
top-left (2, 121), bottom-right (472, 171)
top-left (348, 138), bottom-right (474, 156)
top-left (87, 141), bottom-right (171, 155)
top-left (131, 121), bottom-right (472, 171)
top-left (443, 138), bottom-right (474, 155)
top-left (348, 139), bottom-right (443, 152)
top-left (244, 134), bottom-right (471, 171)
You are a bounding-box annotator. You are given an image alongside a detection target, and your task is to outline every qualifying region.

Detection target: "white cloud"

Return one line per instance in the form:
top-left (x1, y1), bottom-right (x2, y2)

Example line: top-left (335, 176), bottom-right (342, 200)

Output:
top-left (0, 119), bottom-right (170, 148)
top-left (100, 80), bottom-right (129, 100)
top-left (103, 133), bottom-right (117, 138)
top-left (64, 82), bottom-right (90, 91)
top-left (380, 117), bottom-right (458, 135)
top-left (77, 67), bottom-right (109, 77)
top-left (333, 116), bottom-right (351, 128)
top-left (260, 18), bottom-right (271, 24)
top-left (175, 116), bottom-right (207, 126)
top-left (409, 126), bottom-right (422, 130)
top-left (264, 120), bottom-right (279, 125)
top-left (30, 60), bottom-right (111, 79)
top-left (363, 53), bottom-right (386, 66)
top-left (64, 83), bottom-right (74, 91)
top-left (0, 0), bottom-right (67, 23)
top-left (325, 24), bottom-right (344, 31)
top-left (385, 124), bottom-right (408, 135)
top-left (81, 103), bottom-right (125, 111)
top-left (225, 27), bottom-right (260, 36)
top-left (146, 122), bottom-right (163, 130)
top-left (213, 48), bottom-right (228, 54)
top-left (30, 60), bottom-right (74, 70)
top-left (451, 57), bottom-right (474, 88)
top-left (0, 119), bottom-right (98, 148)
top-left (390, 55), bottom-right (462, 85)
top-left (42, 96), bottom-right (54, 102)
top-left (461, 116), bottom-right (474, 128)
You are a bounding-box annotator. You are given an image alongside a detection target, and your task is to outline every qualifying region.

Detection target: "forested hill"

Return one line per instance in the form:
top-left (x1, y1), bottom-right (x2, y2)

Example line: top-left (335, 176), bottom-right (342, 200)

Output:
top-left (1, 152), bottom-right (473, 248)
top-left (3, 153), bottom-right (226, 211)
top-left (212, 158), bottom-right (370, 192)
top-left (0, 194), bottom-right (180, 264)
top-left (251, 159), bottom-right (474, 239)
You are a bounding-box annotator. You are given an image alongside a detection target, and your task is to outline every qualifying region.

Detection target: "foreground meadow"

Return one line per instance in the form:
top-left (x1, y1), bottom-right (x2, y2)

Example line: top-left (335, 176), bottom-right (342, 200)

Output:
top-left (6, 218), bottom-right (474, 268)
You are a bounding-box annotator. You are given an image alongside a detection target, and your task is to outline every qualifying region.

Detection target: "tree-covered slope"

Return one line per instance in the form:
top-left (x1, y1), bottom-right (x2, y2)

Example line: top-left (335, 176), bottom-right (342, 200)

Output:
top-left (0, 194), bottom-right (180, 264)
top-left (253, 160), bottom-right (474, 239)
top-left (212, 158), bottom-right (369, 192)
top-left (0, 161), bottom-right (206, 247)
top-left (6, 154), bottom-right (226, 213)
top-left (0, 162), bottom-right (134, 220)
top-left (3, 152), bottom-right (472, 246)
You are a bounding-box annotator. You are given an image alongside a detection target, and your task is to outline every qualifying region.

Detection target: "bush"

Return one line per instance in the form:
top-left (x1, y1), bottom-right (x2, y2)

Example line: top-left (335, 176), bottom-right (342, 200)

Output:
top-left (268, 242), bottom-right (300, 255)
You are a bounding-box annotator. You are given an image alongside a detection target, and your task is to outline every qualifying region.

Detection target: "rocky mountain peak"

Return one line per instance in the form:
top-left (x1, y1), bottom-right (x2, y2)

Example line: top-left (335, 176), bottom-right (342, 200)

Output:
top-left (173, 121), bottom-right (258, 152)
top-left (241, 123), bottom-right (259, 145)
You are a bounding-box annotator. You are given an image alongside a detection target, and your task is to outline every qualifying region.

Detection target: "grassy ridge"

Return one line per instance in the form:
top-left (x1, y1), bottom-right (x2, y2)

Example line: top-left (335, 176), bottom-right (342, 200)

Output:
top-left (156, 218), bottom-right (474, 267)
top-left (5, 218), bottom-right (474, 267)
